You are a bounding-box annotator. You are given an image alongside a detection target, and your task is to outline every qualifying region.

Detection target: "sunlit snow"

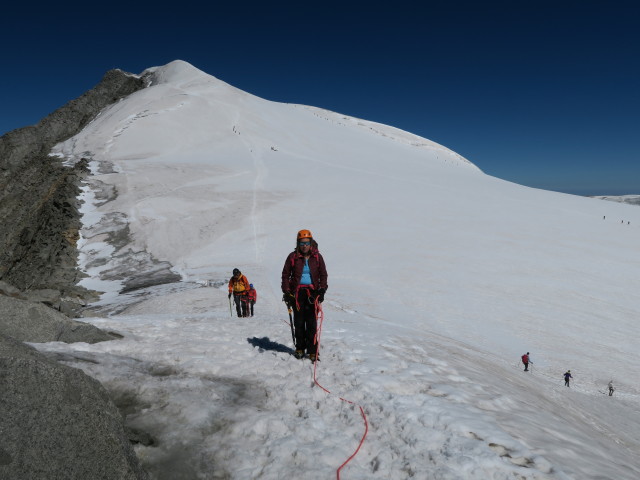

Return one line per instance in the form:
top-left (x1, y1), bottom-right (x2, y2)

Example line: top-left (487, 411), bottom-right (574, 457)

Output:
top-left (39, 60), bottom-right (640, 479)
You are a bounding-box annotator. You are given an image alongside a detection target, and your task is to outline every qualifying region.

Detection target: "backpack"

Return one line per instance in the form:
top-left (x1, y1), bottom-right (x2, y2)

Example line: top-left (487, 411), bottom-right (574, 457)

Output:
top-left (231, 275), bottom-right (248, 293)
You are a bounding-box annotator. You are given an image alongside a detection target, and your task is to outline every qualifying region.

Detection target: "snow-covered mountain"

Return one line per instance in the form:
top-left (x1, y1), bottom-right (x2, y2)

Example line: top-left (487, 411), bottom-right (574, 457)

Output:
top-left (43, 60), bottom-right (640, 479)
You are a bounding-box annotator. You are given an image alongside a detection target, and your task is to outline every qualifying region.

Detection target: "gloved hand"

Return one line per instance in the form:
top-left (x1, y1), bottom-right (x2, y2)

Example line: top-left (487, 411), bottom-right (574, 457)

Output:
top-left (315, 288), bottom-right (325, 303)
top-left (228, 292), bottom-right (232, 299)
top-left (282, 292), bottom-right (294, 306)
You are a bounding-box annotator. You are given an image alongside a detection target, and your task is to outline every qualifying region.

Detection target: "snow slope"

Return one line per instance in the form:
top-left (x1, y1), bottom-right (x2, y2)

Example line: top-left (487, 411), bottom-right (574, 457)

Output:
top-left (44, 60), bottom-right (640, 479)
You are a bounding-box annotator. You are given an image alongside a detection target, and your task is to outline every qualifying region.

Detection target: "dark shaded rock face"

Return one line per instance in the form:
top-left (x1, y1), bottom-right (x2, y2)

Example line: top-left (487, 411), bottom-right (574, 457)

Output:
top-left (0, 69), bottom-right (146, 313)
top-left (0, 335), bottom-right (148, 480)
top-left (0, 70), bottom-right (150, 479)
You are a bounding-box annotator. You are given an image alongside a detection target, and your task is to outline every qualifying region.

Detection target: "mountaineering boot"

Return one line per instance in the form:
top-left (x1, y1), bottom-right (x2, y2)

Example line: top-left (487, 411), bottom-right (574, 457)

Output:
top-left (308, 353), bottom-right (317, 362)
top-left (294, 349), bottom-right (305, 359)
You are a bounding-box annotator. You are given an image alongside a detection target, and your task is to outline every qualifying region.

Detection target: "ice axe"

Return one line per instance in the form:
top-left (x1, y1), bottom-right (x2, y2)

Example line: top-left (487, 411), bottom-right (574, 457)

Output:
top-left (286, 303), bottom-right (295, 346)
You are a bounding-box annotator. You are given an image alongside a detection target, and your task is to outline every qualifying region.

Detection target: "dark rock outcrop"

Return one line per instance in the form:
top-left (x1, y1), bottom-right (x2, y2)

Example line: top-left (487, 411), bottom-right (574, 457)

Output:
top-left (0, 69), bottom-right (150, 479)
top-left (0, 334), bottom-right (148, 480)
top-left (0, 69), bottom-right (146, 313)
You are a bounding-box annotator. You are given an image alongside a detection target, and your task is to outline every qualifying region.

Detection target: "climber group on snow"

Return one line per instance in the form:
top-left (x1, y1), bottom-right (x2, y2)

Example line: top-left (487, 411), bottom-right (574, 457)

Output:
top-left (520, 352), bottom-right (615, 395)
top-left (228, 230), bottom-right (618, 392)
top-left (228, 268), bottom-right (257, 317)
top-left (226, 229), bottom-right (328, 363)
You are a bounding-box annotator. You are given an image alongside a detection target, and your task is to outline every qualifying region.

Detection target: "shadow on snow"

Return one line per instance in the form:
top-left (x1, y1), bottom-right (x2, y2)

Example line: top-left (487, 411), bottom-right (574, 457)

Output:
top-left (247, 336), bottom-right (294, 355)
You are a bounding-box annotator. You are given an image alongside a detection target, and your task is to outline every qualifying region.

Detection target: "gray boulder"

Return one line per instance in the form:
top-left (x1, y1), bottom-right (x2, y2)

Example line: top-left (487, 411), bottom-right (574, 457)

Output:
top-left (0, 334), bottom-right (148, 480)
top-left (0, 294), bottom-right (119, 343)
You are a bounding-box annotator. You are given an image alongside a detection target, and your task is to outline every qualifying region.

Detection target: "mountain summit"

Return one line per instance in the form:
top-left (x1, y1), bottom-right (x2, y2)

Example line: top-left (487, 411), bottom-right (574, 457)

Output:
top-left (53, 59), bottom-right (484, 300)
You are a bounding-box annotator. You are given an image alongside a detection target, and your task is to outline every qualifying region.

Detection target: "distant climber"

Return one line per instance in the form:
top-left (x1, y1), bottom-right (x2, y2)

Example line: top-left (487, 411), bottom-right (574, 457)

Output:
top-left (564, 370), bottom-right (573, 387)
top-left (247, 284), bottom-right (257, 317)
top-left (521, 352), bottom-right (531, 372)
top-left (608, 380), bottom-right (615, 396)
top-left (228, 268), bottom-right (250, 317)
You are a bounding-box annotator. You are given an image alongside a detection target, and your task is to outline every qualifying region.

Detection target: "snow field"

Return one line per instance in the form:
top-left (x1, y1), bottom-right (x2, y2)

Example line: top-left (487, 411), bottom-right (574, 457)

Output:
top-left (35, 285), bottom-right (637, 480)
top-left (43, 60), bottom-right (640, 479)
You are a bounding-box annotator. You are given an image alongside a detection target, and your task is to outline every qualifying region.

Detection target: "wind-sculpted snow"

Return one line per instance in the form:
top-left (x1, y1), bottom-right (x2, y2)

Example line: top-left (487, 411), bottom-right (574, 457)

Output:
top-left (45, 60), bottom-right (640, 478)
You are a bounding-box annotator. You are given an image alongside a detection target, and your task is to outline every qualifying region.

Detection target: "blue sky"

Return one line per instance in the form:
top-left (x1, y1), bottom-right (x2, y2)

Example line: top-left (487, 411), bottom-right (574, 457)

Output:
top-left (1, 1), bottom-right (638, 195)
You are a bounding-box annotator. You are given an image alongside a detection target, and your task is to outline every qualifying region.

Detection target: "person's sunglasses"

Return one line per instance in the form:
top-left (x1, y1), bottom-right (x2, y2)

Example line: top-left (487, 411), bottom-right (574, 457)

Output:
top-left (299, 241), bottom-right (311, 246)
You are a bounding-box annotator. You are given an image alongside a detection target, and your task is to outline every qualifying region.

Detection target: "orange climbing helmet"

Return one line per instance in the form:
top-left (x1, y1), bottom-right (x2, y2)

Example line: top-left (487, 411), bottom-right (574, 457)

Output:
top-left (297, 229), bottom-right (313, 240)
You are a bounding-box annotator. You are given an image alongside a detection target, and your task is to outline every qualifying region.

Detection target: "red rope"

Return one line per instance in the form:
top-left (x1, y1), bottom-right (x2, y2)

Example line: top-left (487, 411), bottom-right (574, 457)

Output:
top-left (312, 298), bottom-right (369, 479)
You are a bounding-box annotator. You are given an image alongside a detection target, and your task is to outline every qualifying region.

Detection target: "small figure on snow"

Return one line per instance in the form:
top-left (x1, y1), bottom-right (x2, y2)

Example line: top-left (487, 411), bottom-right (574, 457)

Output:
top-left (608, 380), bottom-right (615, 396)
top-left (281, 229), bottom-right (328, 362)
top-left (564, 370), bottom-right (573, 387)
top-left (247, 283), bottom-right (257, 316)
top-left (228, 268), bottom-right (250, 317)
top-left (521, 352), bottom-right (531, 372)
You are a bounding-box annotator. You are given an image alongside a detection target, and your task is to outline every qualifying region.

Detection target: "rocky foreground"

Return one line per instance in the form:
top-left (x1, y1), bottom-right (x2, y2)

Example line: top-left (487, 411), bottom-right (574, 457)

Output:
top-left (0, 70), bottom-right (150, 479)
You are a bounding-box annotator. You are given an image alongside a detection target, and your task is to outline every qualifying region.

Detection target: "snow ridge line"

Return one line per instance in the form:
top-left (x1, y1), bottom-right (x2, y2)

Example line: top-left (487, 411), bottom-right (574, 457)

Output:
top-left (312, 300), bottom-right (369, 479)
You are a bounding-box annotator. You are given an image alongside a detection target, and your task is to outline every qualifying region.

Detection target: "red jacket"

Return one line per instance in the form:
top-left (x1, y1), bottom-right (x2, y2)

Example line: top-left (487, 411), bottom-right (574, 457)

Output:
top-left (281, 247), bottom-right (328, 293)
top-left (247, 288), bottom-right (257, 302)
top-left (522, 354), bottom-right (529, 364)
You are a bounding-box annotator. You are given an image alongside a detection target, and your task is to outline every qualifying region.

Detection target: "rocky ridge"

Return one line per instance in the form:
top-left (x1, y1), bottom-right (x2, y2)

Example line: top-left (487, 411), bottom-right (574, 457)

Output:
top-left (0, 68), bottom-right (146, 314)
top-left (0, 69), bottom-right (149, 479)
